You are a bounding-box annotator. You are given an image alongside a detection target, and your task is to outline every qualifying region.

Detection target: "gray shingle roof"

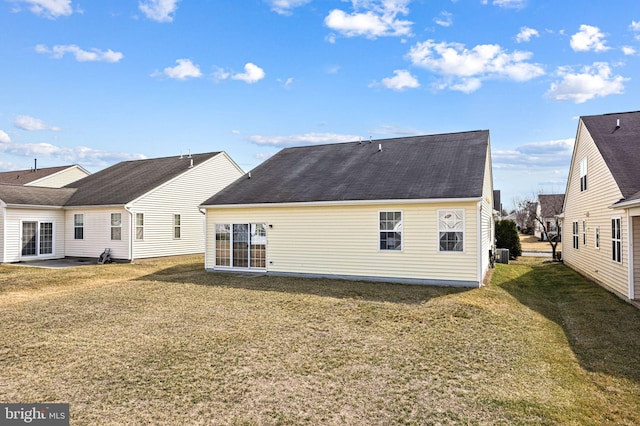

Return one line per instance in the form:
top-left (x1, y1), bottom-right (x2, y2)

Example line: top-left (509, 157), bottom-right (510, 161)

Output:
top-left (0, 165), bottom-right (77, 185)
top-left (538, 194), bottom-right (564, 218)
top-left (0, 184), bottom-right (76, 206)
top-left (64, 152), bottom-right (220, 206)
top-left (202, 131), bottom-right (490, 206)
top-left (582, 111), bottom-right (640, 200)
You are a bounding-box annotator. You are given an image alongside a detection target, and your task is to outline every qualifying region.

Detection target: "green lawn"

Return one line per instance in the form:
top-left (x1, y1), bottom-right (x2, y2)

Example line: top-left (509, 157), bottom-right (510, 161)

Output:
top-left (1, 256), bottom-right (639, 425)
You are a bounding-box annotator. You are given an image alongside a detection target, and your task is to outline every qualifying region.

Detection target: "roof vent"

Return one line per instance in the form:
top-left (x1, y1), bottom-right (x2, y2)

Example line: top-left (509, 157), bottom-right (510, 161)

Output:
top-left (616, 118), bottom-right (621, 129)
top-left (188, 158), bottom-right (194, 168)
top-left (188, 149), bottom-right (192, 158)
top-left (378, 143), bottom-right (382, 152)
top-left (179, 151), bottom-right (183, 159)
top-left (369, 136), bottom-right (372, 143)
top-left (248, 172), bottom-right (252, 179)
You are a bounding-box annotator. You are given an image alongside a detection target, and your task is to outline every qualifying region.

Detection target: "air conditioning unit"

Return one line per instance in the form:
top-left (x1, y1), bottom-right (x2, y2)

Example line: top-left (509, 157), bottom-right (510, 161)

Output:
top-left (496, 248), bottom-right (510, 264)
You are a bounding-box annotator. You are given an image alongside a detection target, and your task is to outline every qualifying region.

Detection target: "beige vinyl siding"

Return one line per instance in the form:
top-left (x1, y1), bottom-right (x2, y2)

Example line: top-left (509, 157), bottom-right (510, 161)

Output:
top-left (26, 166), bottom-right (89, 188)
top-left (130, 153), bottom-right (243, 259)
top-left (206, 202), bottom-right (481, 285)
top-left (64, 208), bottom-right (130, 260)
top-left (562, 120), bottom-right (629, 298)
top-left (2, 208), bottom-right (65, 263)
top-left (0, 206), bottom-right (5, 262)
top-left (480, 148), bottom-right (494, 282)
top-left (633, 216), bottom-right (640, 300)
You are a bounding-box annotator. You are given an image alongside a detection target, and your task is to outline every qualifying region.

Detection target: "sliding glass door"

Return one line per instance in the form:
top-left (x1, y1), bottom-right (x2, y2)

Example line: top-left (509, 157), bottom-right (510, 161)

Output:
top-left (21, 221), bottom-right (54, 257)
top-left (216, 223), bottom-right (266, 270)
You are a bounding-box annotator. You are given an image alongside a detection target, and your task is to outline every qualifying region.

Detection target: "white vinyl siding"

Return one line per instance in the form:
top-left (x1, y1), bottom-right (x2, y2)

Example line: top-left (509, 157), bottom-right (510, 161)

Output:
top-left (562, 119), bottom-right (629, 298)
top-left (25, 166), bottom-right (90, 188)
top-left (128, 153), bottom-right (243, 260)
top-left (65, 208), bottom-right (130, 260)
top-left (206, 202), bottom-right (482, 286)
top-left (1, 208), bottom-right (64, 262)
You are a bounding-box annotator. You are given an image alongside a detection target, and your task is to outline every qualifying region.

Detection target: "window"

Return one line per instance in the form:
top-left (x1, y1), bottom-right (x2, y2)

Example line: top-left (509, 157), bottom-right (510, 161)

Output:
top-left (582, 220), bottom-right (587, 246)
top-left (572, 221), bottom-right (579, 250)
top-left (111, 213), bottom-right (122, 241)
top-left (74, 214), bottom-right (84, 240)
top-left (580, 158), bottom-right (587, 191)
top-left (612, 218), bottom-right (622, 263)
top-left (379, 211), bottom-right (402, 251)
top-left (173, 214), bottom-right (181, 239)
top-left (21, 221), bottom-right (53, 257)
top-left (215, 223), bottom-right (266, 269)
top-left (439, 209), bottom-right (464, 252)
top-left (595, 226), bottom-right (600, 249)
top-left (135, 213), bottom-right (144, 241)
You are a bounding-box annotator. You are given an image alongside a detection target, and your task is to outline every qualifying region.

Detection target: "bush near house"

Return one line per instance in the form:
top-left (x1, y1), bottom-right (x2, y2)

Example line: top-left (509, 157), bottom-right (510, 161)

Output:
top-left (496, 219), bottom-right (522, 257)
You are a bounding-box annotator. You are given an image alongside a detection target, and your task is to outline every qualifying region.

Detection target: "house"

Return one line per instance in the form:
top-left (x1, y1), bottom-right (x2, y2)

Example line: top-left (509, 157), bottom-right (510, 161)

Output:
top-left (0, 164), bottom-right (90, 187)
top-left (201, 131), bottom-right (495, 287)
top-left (0, 152), bottom-right (244, 263)
top-left (535, 194), bottom-right (564, 241)
top-left (562, 110), bottom-right (640, 302)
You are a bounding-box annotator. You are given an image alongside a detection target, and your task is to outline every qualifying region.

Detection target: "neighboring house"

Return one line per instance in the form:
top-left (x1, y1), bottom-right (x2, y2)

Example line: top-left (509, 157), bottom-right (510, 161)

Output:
top-left (0, 152), bottom-right (244, 263)
top-left (535, 194), bottom-right (564, 241)
top-left (201, 131), bottom-right (495, 287)
top-left (562, 111), bottom-right (640, 302)
top-left (0, 164), bottom-right (90, 187)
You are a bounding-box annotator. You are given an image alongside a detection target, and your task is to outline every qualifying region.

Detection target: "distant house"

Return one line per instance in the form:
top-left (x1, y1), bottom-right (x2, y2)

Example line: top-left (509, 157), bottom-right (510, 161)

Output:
top-left (0, 152), bottom-right (244, 263)
top-left (535, 194), bottom-right (564, 241)
top-left (0, 164), bottom-right (90, 188)
top-left (201, 131), bottom-right (495, 287)
top-left (562, 111), bottom-right (640, 302)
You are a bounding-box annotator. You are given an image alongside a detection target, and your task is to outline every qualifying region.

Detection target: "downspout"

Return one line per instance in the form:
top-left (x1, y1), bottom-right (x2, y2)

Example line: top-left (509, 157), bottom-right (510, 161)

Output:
top-left (124, 205), bottom-right (134, 262)
top-left (0, 201), bottom-right (6, 263)
top-left (199, 207), bottom-right (207, 269)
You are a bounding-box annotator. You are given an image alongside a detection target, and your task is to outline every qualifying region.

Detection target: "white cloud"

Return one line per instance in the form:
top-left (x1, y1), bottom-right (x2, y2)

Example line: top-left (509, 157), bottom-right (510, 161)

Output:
top-left (515, 26), bottom-right (539, 43)
top-left (0, 142), bottom-right (146, 168)
top-left (434, 11), bottom-right (453, 27)
top-left (482, 0), bottom-right (526, 9)
top-left (407, 39), bottom-right (544, 92)
top-left (324, 0), bottom-right (413, 39)
top-left (154, 59), bottom-right (202, 80)
top-left (570, 24), bottom-right (610, 52)
top-left (630, 21), bottom-right (640, 32)
top-left (139, 0), bottom-right (180, 23)
top-left (547, 62), bottom-right (628, 104)
top-left (622, 46), bottom-right (636, 56)
top-left (35, 44), bottom-right (124, 63)
top-left (12, 0), bottom-right (72, 18)
top-left (265, 0), bottom-right (311, 15)
top-left (14, 115), bottom-right (61, 131)
top-left (231, 63), bottom-right (265, 84)
top-left (376, 69), bottom-right (420, 91)
top-left (248, 132), bottom-right (361, 147)
top-left (0, 130), bottom-right (10, 143)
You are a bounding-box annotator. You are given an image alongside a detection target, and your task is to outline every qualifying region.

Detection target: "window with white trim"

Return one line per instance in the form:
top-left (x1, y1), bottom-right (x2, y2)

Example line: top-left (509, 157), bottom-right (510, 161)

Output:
top-left (580, 158), bottom-right (587, 191)
top-left (74, 214), bottom-right (84, 240)
top-left (438, 209), bottom-right (464, 252)
top-left (22, 221), bottom-right (54, 256)
top-left (572, 221), bottom-right (579, 250)
top-left (173, 214), bottom-right (181, 239)
top-left (595, 226), bottom-right (600, 249)
top-left (612, 218), bottom-right (622, 263)
top-left (582, 220), bottom-right (587, 246)
top-left (111, 213), bottom-right (122, 241)
top-left (379, 211), bottom-right (402, 251)
top-left (135, 213), bottom-right (144, 241)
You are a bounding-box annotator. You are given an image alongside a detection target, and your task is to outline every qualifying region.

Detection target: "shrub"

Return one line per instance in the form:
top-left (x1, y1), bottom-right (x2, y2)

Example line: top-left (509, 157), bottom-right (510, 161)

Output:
top-left (496, 219), bottom-right (522, 258)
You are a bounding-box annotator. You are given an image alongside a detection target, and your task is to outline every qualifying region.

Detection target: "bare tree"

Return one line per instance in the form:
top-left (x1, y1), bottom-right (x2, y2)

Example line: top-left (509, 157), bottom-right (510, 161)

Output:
top-left (518, 194), bottom-right (564, 260)
top-left (513, 197), bottom-right (537, 233)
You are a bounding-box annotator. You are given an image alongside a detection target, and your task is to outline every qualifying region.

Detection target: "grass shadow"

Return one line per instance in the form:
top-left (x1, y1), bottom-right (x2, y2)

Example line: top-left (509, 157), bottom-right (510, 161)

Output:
top-left (135, 261), bottom-right (470, 305)
top-left (497, 259), bottom-right (640, 383)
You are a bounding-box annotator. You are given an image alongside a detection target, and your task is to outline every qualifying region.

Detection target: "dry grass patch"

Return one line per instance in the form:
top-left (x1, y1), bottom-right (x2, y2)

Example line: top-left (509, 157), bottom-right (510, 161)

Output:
top-left (1, 256), bottom-right (639, 424)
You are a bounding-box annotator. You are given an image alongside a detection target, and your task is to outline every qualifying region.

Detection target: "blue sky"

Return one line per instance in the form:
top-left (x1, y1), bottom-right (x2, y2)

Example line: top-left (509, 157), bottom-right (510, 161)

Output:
top-left (1, 0), bottom-right (639, 209)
